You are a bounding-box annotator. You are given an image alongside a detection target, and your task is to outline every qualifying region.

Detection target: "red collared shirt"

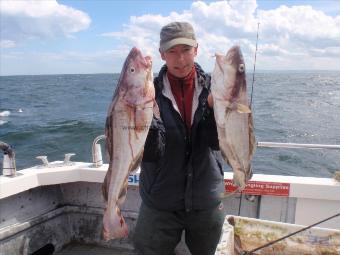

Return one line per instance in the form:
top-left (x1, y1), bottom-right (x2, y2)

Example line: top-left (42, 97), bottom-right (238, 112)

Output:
top-left (167, 66), bottom-right (195, 132)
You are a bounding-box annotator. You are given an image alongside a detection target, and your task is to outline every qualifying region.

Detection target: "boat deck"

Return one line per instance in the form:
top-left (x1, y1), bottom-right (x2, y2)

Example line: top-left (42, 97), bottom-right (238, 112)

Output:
top-left (1, 162), bottom-right (339, 255)
top-left (55, 243), bottom-right (136, 255)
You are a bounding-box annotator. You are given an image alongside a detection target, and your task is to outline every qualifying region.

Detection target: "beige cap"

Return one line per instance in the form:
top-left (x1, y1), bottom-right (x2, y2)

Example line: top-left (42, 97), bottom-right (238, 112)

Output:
top-left (159, 22), bottom-right (198, 52)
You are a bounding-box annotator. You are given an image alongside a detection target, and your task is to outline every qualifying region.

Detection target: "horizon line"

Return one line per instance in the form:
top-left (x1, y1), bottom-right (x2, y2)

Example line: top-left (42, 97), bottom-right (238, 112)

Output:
top-left (1, 69), bottom-right (340, 77)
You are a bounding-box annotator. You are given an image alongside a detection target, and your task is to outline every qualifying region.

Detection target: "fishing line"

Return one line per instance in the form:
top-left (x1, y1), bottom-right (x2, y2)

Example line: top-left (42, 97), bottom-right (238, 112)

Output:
top-left (237, 192), bottom-right (243, 216)
top-left (250, 22), bottom-right (260, 108)
top-left (241, 212), bottom-right (340, 255)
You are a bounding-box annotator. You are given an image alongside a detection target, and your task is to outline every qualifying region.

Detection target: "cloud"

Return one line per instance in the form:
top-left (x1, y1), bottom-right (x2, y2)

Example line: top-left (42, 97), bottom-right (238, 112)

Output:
top-left (2, 0), bottom-right (340, 74)
top-left (309, 47), bottom-right (340, 58)
top-left (258, 5), bottom-right (340, 47)
top-left (101, 0), bottom-right (340, 71)
top-left (1, 49), bottom-right (124, 75)
top-left (0, 0), bottom-right (91, 47)
top-left (0, 40), bottom-right (16, 49)
top-left (191, 0), bottom-right (258, 36)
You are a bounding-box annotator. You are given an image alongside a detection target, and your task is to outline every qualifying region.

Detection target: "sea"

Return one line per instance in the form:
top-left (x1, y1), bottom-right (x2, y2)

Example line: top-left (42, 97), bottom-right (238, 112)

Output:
top-left (0, 71), bottom-right (339, 177)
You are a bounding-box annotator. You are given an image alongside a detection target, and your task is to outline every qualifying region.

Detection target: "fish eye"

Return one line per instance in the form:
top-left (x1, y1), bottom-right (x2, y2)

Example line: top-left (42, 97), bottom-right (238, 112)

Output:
top-left (129, 67), bottom-right (135, 73)
top-left (238, 64), bottom-right (245, 73)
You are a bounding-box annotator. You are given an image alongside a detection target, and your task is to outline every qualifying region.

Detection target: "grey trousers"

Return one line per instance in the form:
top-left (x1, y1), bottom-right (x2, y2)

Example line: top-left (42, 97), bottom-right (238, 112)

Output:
top-left (133, 203), bottom-right (226, 255)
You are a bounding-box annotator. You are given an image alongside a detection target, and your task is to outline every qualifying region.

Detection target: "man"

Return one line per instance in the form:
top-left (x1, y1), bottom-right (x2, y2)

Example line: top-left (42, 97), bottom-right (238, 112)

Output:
top-left (133, 21), bottom-right (225, 255)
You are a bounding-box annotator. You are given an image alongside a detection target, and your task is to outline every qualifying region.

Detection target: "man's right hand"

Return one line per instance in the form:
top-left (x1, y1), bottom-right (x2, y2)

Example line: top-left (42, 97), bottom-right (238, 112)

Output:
top-left (207, 93), bottom-right (213, 108)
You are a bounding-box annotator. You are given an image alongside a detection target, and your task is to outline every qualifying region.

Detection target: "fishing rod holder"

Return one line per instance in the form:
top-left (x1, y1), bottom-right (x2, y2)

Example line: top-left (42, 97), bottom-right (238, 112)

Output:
top-left (92, 135), bottom-right (106, 167)
top-left (0, 141), bottom-right (16, 177)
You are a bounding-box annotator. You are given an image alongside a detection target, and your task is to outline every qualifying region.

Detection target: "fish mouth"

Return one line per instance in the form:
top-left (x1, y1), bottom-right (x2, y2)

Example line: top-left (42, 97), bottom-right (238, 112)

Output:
top-left (144, 56), bottom-right (152, 68)
top-left (129, 47), bottom-right (152, 68)
top-left (130, 47), bottom-right (141, 56)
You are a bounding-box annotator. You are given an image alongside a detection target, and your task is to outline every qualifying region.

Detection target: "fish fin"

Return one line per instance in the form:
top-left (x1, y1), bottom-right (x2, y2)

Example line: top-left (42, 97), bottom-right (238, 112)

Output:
top-left (105, 108), bottom-right (115, 162)
top-left (102, 104), bottom-right (117, 201)
top-left (215, 53), bottom-right (225, 72)
top-left (220, 150), bottom-right (231, 166)
top-left (117, 187), bottom-right (127, 206)
top-left (246, 166), bottom-right (254, 182)
top-left (102, 206), bottom-right (129, 240)
top-left (236, 103), bottom-right (251, 113)
top-left (102, 110), bottom-right (115, 202)
top-left (233, 170), bottom-right (247, 191)
top-left (129, 149), bottom-right (143, 174)
top-left (118, 149), bottom-right (142, 205)
top-left (115, 151), bottom-right (141, 207)
top-left (117, 177), bottom-right (128, 206)
top-left (134, 107), bottom-right (145, 132)
top-left (153, 100), bottom-right (160, 119)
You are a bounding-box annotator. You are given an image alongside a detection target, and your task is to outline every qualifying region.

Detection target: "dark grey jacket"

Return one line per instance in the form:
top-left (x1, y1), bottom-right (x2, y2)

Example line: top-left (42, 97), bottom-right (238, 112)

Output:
top-left (140, 63), bottom-right (224, 212)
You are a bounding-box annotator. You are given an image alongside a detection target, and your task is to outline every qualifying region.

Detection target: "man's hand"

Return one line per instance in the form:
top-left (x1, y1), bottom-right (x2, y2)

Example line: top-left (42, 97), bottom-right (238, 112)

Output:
top-left (207, 93), bottom-right (213, 108)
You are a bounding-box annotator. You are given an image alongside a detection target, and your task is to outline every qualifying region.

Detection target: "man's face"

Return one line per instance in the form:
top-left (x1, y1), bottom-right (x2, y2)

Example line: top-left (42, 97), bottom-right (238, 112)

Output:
top-left (160, 44), bottom-right (198, 78)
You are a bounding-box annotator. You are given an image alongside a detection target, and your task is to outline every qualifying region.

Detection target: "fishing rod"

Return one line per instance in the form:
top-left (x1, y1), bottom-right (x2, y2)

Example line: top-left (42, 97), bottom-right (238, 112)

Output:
top-left (241, 212), bottom-right (340, 255)
top-left (237, 22), bottom-right (260, 216)
top-left (250, 22), bottom-right (260, 108)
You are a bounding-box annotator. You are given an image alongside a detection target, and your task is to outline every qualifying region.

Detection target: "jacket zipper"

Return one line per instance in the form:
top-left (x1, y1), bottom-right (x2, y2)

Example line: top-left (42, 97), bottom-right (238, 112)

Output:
top-left (180, 80), bottom-right (188, 134)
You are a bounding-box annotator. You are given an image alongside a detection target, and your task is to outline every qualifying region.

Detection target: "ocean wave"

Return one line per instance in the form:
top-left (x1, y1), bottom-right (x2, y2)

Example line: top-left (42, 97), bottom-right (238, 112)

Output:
top-left (44, 119), bottom-right (103, 132)
top-left (47, 120), bottom-right (82, 128)
top-left (0, 110), bottom-right (11, 117)
top-left (0, 120), bottom-right (8, 126)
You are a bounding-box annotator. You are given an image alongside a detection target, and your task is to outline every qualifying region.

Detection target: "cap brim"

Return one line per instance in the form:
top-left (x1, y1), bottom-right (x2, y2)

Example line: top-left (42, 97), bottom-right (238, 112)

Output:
top-left (160, 38), bottom-right (197, 52)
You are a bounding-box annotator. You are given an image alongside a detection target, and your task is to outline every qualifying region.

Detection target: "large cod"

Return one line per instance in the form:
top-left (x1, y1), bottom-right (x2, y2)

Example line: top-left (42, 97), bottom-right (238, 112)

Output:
top-left (102, 47), bottom-right (157, 240)
top-left (211, 45), bottom-right (256, 190)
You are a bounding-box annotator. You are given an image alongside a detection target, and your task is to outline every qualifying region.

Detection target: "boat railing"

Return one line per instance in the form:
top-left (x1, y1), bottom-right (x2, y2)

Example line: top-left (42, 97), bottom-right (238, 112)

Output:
top-left (257, 141), bottom-right (340, 150)
top-left (257, 141), bottom-right (340, 180)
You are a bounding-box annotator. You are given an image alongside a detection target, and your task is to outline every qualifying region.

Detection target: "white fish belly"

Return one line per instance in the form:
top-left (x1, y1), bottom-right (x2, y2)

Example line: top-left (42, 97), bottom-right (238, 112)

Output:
top-left (214, 100), bottom-right (252, 189)
top-left (107, 101), bottom-right (153, 204)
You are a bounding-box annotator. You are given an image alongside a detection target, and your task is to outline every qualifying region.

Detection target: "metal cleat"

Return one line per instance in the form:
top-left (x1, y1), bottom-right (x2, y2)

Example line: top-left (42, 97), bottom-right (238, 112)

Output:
top-left (63, 153), bottom-right (76, 165)
top-left (36, 156), bottom-right (49, 167)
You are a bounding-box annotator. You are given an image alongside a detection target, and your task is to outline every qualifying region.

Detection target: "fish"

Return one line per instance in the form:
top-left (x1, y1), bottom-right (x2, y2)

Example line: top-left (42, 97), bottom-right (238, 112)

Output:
top-left (101, 47), bottom-right (157, 240)
top-left (211, 45), bottom-right (256, 190)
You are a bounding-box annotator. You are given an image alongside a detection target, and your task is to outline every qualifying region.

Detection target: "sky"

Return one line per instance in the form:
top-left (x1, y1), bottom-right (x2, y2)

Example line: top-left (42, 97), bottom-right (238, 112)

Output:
top-left (1, 0), bottom-right (340, 75)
